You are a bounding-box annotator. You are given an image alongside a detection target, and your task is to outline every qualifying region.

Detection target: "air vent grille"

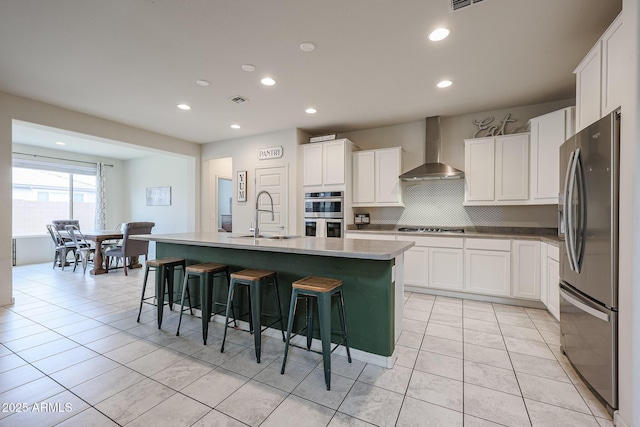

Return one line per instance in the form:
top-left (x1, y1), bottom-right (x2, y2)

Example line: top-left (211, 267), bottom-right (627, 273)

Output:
top-left (228, 96), bottom-right (249, 104)
top-left (450, 0), bottom-right (484, 12)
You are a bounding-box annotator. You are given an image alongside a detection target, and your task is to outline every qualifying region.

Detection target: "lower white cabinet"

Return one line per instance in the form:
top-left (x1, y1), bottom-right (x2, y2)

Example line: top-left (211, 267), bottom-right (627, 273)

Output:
top-left (512, 240), bottom-right (541, 300)
top-left (542, 243), bottom-right (560, 320)
top-left (465, 239), bottom-right (511, 297)
top-left (399, 236), bottom-right (463, 291)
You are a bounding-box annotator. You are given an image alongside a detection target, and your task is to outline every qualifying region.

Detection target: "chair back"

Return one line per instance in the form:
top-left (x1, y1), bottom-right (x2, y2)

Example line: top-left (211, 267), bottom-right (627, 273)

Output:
top-left (52, 219), bottom-right (80, 231)
top-left (64, 225), bottom-right (90, 248)
top-left (46, 224), bottom-right (63, 247)
top-left (122, 222), bottom-right (155, 257)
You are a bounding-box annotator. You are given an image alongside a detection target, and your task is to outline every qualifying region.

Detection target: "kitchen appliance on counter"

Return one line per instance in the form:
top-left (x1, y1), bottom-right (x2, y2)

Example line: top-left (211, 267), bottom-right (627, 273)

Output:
top-left (304, 191), bottom-right (344, 238)
top-left (558, 110), bottom-right (620, 415)
top-left (398, 227), bottom-right (465, 234)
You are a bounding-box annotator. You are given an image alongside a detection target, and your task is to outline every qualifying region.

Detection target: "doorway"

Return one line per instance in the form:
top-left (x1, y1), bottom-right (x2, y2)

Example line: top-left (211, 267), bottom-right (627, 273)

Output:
top-left (217, 177), bottom-right (232, 231)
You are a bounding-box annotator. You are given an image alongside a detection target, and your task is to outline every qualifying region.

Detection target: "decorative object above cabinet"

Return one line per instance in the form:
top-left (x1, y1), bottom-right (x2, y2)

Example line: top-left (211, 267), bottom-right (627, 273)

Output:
top-left (352, 146), bottom-right (403, 207)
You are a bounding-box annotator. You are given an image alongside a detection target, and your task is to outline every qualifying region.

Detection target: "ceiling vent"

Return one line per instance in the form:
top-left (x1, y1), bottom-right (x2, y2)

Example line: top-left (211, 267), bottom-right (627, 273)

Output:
top-left (228, 95), bottom-right (249, 104)
top-left (449, 0), bottom-right (485, 12)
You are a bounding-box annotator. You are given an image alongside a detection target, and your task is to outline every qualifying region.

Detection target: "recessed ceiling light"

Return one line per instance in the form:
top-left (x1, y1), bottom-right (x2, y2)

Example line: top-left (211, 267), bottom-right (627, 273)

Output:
top-left (429, 28), bottom-right (450, 41)
top-left (230, 124), bottom-right (241, 129)
top-left (437, 80), bottom-right (453, 88)
top-left (177, 104), bottom-right (191, 110)
top-left (196, 79), bottom-right (210, 87)
top-left (300, 42), bottom-right (316, 52)
top-left (55, 141), bottom-right (66, 146)
top-left (305, 107), bottom-right (317, 114)
top-left (242, 64), bottom-right (256, 72)
top-left (261, 77), bottom-right (276, 86)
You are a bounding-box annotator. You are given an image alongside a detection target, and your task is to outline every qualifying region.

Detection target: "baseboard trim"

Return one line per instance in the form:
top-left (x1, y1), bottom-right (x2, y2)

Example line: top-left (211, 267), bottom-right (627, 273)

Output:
top-left (614, 410), bottom-right (629, 427)
top-left (405, 286), bottom-right (546, 309)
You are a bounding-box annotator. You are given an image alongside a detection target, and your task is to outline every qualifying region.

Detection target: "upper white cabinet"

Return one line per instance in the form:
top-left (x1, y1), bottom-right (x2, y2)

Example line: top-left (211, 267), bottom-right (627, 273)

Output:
top-left (575, 12), bottom-right (623, 132)
top-left (529, 107), bottom-right (575, 204)
top-left (302, 139), bottom-right (352, 189)
top-left (352, 147), bottom-right (403, 207)
top-left (464, 133), bottom-right (529, 205)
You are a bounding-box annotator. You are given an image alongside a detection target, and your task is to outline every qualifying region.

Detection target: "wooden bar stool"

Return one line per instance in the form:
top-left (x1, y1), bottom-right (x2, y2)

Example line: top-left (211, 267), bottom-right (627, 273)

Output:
top-left (137, 257), bottom-right (187, 329)
top-left (280, 276), bottom-right (351, 390)
top-left (220, 269), bottom-right (285, 363)
top-left (175, 262), bottom-right (233, 345)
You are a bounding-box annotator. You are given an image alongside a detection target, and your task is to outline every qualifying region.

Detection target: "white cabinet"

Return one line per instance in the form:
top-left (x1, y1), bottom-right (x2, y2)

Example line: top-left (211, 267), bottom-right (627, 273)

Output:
top-left (464, 138), bottom-right (494, 202)
top-left (352, 151), bottom-right (375, 203)
top-left (397, 235), bottom-right (463, 291)
top-left (546, 244), bottom-right (560, 321)
top-left (575, 43), bottom-right (602, 133)
top-left (512, 240), bottom-right (541, 300)
top-left (601, 14), bottom-right (624, 118)
top-left (529, 107), bottom-right (575, 204)
top-left (575, 12), bottom-right (623, 132)
top-left (465, 238), bottom-right (511, 297)
top-left (352, 147), bottom-right (403, 207)
top-left (302, 139), bottom-right (351, 189)
top-left (464, 134), bottom-right (529, 205)
top-left (539, 242), bottom-right (560, 321)
top-left (495, 134), bottom-right (529, 201)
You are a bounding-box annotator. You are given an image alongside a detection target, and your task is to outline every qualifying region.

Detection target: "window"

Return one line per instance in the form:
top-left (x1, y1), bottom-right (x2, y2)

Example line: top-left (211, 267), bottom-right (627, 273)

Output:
top-left (12, 160), bottom-right (97, 237)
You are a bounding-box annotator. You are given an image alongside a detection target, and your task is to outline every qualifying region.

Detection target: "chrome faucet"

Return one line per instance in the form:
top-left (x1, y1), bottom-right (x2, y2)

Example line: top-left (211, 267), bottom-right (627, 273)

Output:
top-left (252, 190), bottom-right (275, 238)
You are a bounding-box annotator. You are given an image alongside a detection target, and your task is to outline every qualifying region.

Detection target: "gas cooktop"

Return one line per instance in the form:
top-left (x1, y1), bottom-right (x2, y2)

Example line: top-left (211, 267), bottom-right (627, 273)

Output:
top-left (397, 227), bottom-right (465, 234)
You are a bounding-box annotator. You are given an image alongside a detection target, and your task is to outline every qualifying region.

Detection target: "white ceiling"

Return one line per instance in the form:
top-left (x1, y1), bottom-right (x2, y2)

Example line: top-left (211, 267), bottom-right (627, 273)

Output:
top-left (0, 0), bottom-right (622, 149)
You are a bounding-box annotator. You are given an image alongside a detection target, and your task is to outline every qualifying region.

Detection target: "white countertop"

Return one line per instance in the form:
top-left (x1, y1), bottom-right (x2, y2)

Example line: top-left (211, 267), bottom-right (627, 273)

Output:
top-left (133, 232), bottom-right (414, 261)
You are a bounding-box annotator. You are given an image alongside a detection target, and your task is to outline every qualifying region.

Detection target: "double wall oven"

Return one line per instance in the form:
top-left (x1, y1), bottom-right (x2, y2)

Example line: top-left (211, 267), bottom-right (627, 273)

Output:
top-left (304, 191), bottom-right (343, 238)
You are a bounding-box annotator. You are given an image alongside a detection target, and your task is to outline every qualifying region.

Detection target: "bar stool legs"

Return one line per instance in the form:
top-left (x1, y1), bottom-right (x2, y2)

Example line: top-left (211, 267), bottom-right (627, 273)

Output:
top-left (281, 276), bottom-right (351, 391)
top-left (136, 257), bottom-right (187, 329)
top-left (175, 262), bottom-right (234, 345)
top-left (221, 269), bottom-right (285, 363)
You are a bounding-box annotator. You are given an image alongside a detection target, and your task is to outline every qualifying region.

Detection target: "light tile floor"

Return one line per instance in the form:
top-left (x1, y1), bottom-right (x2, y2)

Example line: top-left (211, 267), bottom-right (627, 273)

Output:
top-left (0, 262), bottom-right (614, 426)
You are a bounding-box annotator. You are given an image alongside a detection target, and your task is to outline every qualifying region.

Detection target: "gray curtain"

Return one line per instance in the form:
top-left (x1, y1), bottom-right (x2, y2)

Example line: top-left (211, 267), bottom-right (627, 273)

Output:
top-left (95, 162), bottom-right (107, 230)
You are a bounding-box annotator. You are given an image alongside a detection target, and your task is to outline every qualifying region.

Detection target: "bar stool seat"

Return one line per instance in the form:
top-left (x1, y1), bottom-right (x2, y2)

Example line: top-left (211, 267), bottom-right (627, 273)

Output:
top-left (176, 262), bottom-right (233, 345)
top-left (137, 257), bottom-right (187, 329)
top-left (281, 276), bottom-right (351, 390)
top-left (220, 269), bottom-right (285, 363)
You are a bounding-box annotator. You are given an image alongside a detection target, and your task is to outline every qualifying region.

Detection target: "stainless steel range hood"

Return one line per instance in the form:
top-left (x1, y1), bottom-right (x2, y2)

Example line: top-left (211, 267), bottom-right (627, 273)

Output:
top-left (399, 116), bottom-right (465, 181)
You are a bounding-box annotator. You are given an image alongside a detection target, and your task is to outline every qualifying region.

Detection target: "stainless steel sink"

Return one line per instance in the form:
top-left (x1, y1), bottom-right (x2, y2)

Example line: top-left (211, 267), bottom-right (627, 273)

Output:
top-left (231, 234), bottom-right (300, 240)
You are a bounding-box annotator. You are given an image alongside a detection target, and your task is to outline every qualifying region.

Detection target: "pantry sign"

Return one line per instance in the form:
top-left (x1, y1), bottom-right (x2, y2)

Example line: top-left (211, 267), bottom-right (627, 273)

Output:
top-left (257, 146), bottom-right (283, 160)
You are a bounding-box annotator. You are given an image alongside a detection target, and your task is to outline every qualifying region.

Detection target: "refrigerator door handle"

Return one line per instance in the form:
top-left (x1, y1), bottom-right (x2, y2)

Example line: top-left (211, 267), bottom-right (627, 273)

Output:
top-left (574, 151), bottom-right (586, 273)
top-left (564, 150), bottom-right (577, 271)
top-left (560, 286), bottom-right (610, 322)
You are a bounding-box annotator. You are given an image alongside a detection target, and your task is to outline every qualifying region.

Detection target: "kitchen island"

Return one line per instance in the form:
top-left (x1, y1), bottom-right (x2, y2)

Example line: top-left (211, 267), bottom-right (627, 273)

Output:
top-left (133, 232), bottom-right (413, 367)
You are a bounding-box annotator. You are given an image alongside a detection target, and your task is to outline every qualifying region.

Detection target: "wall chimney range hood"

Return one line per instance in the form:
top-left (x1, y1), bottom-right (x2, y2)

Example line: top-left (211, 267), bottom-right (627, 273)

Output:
top-left (399, 116), bottom-right (465, 181)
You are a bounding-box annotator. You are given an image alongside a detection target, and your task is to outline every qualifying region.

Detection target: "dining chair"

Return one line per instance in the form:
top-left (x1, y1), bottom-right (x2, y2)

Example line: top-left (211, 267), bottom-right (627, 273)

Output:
top-left (46, 224), bottom-right (77, 270)
top-left (102, 223), bottom-right (125, 268)
top-left (104, 222), bottom-right (155, 275)
top-left (65, 225), bottom-right (95, 274)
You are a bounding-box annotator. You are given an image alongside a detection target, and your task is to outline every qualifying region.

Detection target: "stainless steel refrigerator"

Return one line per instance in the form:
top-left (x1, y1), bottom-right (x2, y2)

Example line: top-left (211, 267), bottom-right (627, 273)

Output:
top-left (558, 109), bottom-right (620, 414)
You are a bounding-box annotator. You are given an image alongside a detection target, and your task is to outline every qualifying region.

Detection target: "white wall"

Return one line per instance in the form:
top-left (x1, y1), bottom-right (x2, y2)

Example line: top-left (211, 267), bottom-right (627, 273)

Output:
top-left (0, 91), bottom-right (201, 306)
top-left (201, 129), bottom-right (299, 235)
top-left (125, 154), bottom-right (197, 259)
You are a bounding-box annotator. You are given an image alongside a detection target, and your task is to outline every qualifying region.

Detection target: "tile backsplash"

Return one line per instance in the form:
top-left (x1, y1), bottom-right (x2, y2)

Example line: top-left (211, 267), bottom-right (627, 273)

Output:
top-left (354, 180), bottom-right (557, 228)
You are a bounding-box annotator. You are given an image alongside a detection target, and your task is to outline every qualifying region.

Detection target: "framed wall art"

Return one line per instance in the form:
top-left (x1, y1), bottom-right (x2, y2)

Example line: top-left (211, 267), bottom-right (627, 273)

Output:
top-left (146, 186), bottom-right (171, 206)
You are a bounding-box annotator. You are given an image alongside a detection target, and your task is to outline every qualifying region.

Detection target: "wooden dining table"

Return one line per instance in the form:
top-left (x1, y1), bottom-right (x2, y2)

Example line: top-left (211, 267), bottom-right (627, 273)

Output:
top-left (82, 230), bottom-right (141, 275)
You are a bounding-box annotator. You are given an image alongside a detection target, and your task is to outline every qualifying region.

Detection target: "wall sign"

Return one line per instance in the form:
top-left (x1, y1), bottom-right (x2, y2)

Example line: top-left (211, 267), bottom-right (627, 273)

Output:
top-left (237, 171), bottom-right (247, 202)
top-left (472, 113), bottom-right (521, 138)
top-left (257, 146), bottom-right (283, 160)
